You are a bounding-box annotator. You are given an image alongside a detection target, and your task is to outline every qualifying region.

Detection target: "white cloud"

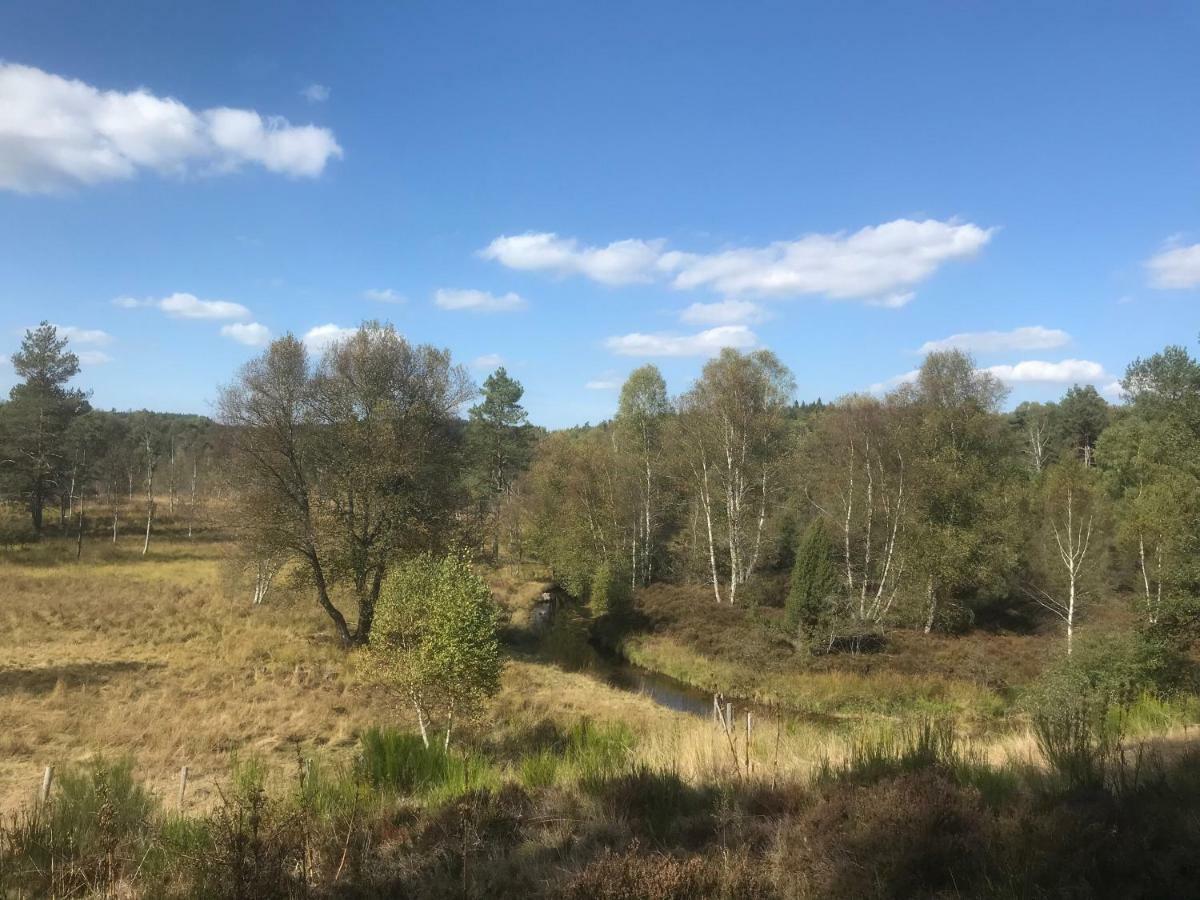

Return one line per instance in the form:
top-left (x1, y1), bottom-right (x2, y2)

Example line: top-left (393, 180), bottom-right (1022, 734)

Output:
top-left (0, 62), bottom-right (343, 193)
top-left (434, 288), bottom-right (527, 313)
top-left (919, 325), bottom-right (1070, 355)
top-left (158, 292), bottom-right (250, 320)
top-left (482, 219), bottom-right (992, 304)
top-left (51, 324), bottom-right (112, 345)
top-left (300, 83), bottom-right (330, 103)
top-left (221, 321), bottom-right (271, 346)
top-left (604, 324), bottom-right (757, 358)
top-left (1101, 380), bottom-right (1124, 399)
top-left (679, 299), bottom-right (768, 325)
top-left (665, 220), bottom-right (992, 301)
top-left (302, 323), bottom-right (356, 352)
top-left (868, 369), bottom-right (920, 394)
top-left (113, 292), bottom-right (251, 320)
top-left (983, 359), bottom-right (1107, 384)
top-left (585, 378), bottom-right (620, 390)
top-left (471, 353), bottom-right (504, 369)
top-left (77, 350), bottom-right (112, 365)
top-left (480, 233), bottom-right (668, 285)
top-left (1146, 242), bottom-right (1200, 289)
top-left (364, 288), bottom-right (405, 304)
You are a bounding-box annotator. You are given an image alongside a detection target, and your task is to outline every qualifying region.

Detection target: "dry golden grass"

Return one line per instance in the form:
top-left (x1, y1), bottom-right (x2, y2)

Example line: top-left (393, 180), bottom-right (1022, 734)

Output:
top-left (0, 532), bottom-right (698, 811)
top-left (3, 526), bottom-right (1193, 817)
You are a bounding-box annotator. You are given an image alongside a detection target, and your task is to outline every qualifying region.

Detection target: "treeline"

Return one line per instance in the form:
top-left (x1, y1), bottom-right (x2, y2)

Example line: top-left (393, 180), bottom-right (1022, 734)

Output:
top-left (6, 319), bottom-right (1198, 658)
top-left (518, 344), bottom-right (1200, 656)
top-left (0, 323), bottom-right (227, 549)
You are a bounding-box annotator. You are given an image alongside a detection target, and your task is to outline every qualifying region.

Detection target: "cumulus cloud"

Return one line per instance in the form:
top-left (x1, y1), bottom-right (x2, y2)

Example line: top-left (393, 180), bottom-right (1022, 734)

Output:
top-left (480, 233), bottom-right (667, 286)
top-left (919, 326), bottom-right (1070, 355)
top-left (51, 325), bottom-right (112, 345)
top-left (679, 299), bottom-right (768, 325)
top-left (604, 325), bottom-right (757, 358)
top-left (302, 324), bottom-right (356, 352)
top-left (0, 62), bottom-right (343, 193)
top-left (221, 322), bottom-right (271, 346)
top-left (472, 353), bottom-right (504, 369)
top-left (114, 292), bottom-right (251, 320)
top-left (870, 358), bottom-right (1111, 394)
top-left (77, 350), bottom-right (112, 365)
top-left (364, 288), bottom-right (405, 304)
top-left (300, 83), bottom-right (330, 103)
top-left (1146, 242), bottom-right (1200, 289)
top-left (482, 219), bottom-right (992, 304)
top-left (983, 359), bottom-right (1107, 384)
top-left (434, 288), bottom-right (526, 312)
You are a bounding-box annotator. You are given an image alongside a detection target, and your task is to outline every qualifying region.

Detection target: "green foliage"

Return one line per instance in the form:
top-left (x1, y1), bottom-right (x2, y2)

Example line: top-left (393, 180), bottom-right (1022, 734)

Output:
top-left (785, 517), bottom-right (842, 639)
top-left (368, 552), bottom-right (503, 745)
top-left (1024, 631), bottom-right (1176, 788)
top-left (589, 560), bottom-right (631, 618)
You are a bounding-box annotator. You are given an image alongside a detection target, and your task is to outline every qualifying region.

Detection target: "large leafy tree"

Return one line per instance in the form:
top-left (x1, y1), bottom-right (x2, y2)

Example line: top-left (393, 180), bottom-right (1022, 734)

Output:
top-left (679, 349), bottom-right (795, 604)
top-left (1100, 343), bottom-right (1200, 629)
top-left (0, 322), bottom-right (91, 531)
top-left (616, 365), bottom-right (671, 586)
top-left (219, 323), bottom-right (473, 646)
top-left (894, 350), bottom-right (1018, 631)
top-left (466, 367), bottom-right (533, 559)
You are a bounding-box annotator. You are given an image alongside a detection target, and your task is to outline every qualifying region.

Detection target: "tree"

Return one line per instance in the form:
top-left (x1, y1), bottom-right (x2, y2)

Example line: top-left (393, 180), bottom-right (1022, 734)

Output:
top-left (679, 349), bottom-right (794, 604)
top-left (466, 367), bottom-right (532, 560)
top-left (1099, 344), bottom-right (1200, 626)
top-left (1010, 401), bottom-right (1057, 474)
top-left (894, 351), bottom-right (1017, 632)
top-left (1028, 461), bottom-right (1103, 655)
top-left (1056, 385), bottom-right (1109, 466)
top-left (0, 323), bottom-right (90, 531)
top-left (219, 323), bottom-right (472, 647)
top-left (616, 365), bottom-right (671, 587)
top-left (785, 518), bottom-right (842, 643)
top-left (368, 552), bottom-right (502, 748)
top-left (800, 394), bottom-right (907, 629)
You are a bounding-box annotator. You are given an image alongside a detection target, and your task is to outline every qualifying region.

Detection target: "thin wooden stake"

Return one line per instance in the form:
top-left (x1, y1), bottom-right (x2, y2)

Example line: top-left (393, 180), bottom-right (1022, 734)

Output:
top-left (39, 766), bottom-right (54, 806)
top-left (178, 766), bottom-right (189, 810)
top-left (745, 712), bottom-right (752, 776)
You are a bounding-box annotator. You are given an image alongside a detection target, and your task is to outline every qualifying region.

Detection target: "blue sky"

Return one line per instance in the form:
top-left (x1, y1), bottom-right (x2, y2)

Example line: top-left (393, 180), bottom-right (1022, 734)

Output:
top-left (1, 1), bottom-right (1198, 427)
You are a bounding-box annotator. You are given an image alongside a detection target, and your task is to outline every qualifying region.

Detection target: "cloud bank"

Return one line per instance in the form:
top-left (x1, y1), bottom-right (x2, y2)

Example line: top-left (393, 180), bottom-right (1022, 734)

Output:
top-left (0, 62), bottom-right (343, 193)
top-left (482, 219), bottom-right (992, 305)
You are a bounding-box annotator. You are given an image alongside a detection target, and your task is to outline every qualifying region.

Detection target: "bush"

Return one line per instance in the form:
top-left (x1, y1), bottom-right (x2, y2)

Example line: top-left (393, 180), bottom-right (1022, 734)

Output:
top-left (785, 519), bottom-right (841, 640)
top-left (590, 561), bottom-right (631, 619)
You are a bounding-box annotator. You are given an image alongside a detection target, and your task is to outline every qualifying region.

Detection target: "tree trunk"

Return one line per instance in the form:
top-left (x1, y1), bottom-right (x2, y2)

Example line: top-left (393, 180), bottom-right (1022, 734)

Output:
top-left (75, 493), bottom-right (84, 560)
top-left (923, 578), bottom-right (937, 634)
top-left (310, 555), bottom-right (354, 647)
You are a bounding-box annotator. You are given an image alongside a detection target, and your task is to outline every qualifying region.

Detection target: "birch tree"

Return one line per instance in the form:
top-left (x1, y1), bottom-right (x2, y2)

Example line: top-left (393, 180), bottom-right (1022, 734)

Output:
top-left (219, 323), bottom-right (473, 647)
top-left (368, 552), bottom-right (502, 749)
top-left (616, 365), bottom-right (670, 587)
top-left (894, 351), bottom-right (1017, 633)
top-left (678, 349), bottom-right (793, 604)
top-left (801, 395), bottom-right (907, 629)
top-left (1028, 461), bottom-right (1103, 654)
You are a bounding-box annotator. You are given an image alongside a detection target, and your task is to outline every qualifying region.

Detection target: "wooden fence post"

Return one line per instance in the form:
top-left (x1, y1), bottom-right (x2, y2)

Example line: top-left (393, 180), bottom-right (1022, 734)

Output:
top-left (178, 766), bottom-right (189, 811)
top-left (39, 766), bottom-right (54, 806)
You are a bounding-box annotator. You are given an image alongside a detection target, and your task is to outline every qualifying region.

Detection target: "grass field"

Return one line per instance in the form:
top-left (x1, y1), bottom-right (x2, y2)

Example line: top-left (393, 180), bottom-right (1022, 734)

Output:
top-left (3, 520), bottom-right (1200, 896)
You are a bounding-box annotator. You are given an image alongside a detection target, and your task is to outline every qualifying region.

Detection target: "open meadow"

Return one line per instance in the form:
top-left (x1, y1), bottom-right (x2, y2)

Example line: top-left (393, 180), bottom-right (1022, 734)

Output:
top-left (2, 512), bottom-right (1200, 897)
